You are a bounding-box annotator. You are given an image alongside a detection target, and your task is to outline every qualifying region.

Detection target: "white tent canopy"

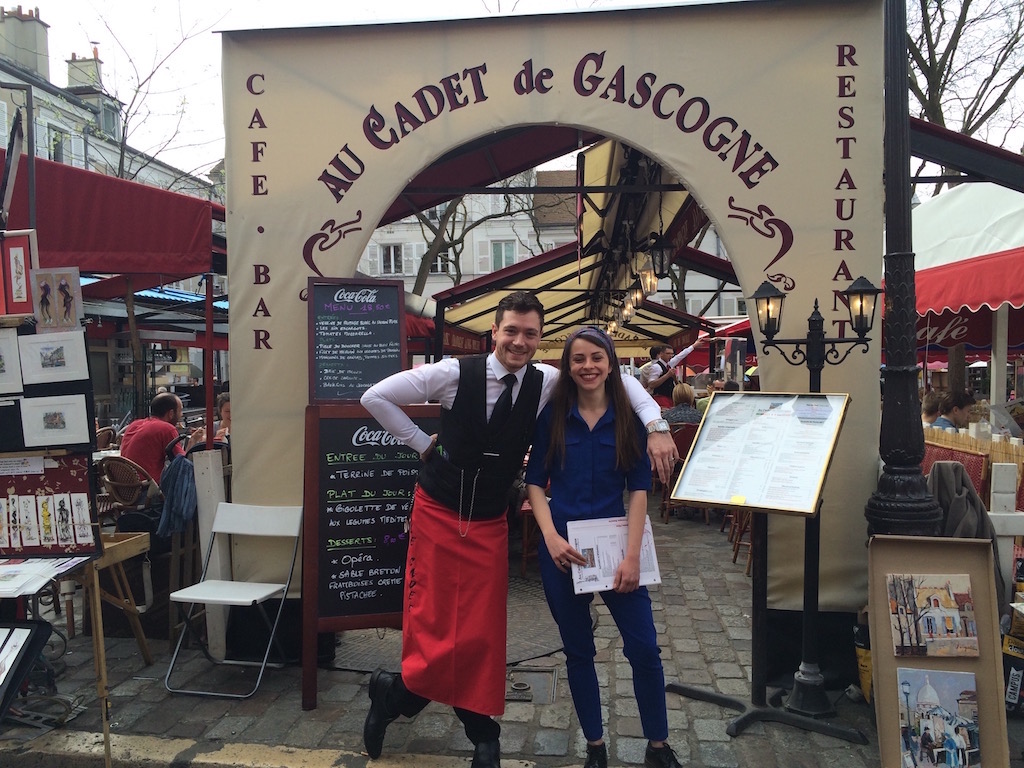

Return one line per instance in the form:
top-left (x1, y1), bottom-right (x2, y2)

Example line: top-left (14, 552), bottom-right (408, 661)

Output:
top-left (915, 182), bottom-right (1024, 273)
top-left (913, 183), bottom-right (1024, 402)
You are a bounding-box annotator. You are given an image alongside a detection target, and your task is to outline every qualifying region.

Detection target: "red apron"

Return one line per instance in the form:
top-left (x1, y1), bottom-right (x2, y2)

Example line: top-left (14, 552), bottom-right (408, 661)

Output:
top-left (401, 485), bottom-right (508, 715)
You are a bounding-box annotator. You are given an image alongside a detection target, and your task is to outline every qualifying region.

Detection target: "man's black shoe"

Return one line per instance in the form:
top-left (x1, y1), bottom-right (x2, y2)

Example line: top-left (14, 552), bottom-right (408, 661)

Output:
top-left (645, 742), bottom-right (683, 768)
top-left (470, 739), bottom-right (502, 768)
top-left (363, 668), bottom-right (398, 759)
top-left (584, 741), bottom-right (608, 768)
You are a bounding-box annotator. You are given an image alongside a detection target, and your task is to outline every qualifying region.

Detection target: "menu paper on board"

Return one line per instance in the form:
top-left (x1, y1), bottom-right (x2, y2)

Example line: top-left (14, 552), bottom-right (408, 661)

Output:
top-left (670, 392), bottom-right (849, 516)
top-left (565, 515), bottom-right (661, 595)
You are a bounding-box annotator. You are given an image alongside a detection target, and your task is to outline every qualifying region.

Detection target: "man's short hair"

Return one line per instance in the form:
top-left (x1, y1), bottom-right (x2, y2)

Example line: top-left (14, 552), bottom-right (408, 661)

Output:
top-left (495, 291), bottom-right (544, 326)
top-left (939, 389), bottom-right (975, 415)
top-left (723, 380), bottom-right (740, 392)
top-left (150, 392), bottom-right (180, 418)
top-left (921, 390), bottom-right (941, 418)
top-left (649, 344), bottom-right (669, 360)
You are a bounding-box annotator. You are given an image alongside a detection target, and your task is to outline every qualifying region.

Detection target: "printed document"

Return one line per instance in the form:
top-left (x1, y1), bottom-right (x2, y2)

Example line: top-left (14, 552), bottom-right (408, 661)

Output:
top-left (565, 515), bottom-right (661, 595)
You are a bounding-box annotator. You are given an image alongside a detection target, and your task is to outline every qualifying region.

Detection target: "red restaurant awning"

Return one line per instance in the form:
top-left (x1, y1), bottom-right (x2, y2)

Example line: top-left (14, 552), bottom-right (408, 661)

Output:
top-left (0, 149), bottom-right (217, 298)
top-left (915, 245), bottom-right (1024, 316)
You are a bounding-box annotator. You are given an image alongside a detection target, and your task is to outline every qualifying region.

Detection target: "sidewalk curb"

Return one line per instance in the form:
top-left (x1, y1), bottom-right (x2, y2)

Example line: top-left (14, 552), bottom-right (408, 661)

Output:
top-left (0, 730), bottom-right (544, 767)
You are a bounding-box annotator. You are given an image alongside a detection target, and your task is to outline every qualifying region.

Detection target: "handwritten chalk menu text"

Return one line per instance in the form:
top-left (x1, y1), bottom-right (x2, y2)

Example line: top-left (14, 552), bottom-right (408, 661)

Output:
top-left (308, 278), bottom-right (407, 402)
top-left (303, 404), bottom-right (440, 630)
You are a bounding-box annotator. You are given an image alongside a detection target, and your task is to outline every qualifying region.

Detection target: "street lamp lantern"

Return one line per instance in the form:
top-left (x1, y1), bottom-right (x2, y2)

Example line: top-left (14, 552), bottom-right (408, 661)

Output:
top-left (902, 680), bottom-right (913, 730)
top-left (637, 254), bottom-right (659, 295)
top-left (750, 281), bottom-right (786, 341)
top-left (648, 233), bottom-right (674, 279)
top-left (843, 276), bottom-right (882, 339)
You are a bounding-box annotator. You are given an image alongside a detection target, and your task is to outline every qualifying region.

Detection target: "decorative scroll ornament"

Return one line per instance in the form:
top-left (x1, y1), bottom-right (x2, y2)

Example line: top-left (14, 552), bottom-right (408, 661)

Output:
top-left (727, 196), bottom-right (795, 290)
top-left (300, 211), bottom-right (364, 299)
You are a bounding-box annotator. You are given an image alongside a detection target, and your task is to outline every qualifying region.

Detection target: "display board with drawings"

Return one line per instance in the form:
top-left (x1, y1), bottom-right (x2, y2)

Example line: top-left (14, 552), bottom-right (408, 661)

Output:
top-left (306, 277), bottom-right (407, 403)
top-left (301, 403), bottom-right (440, 709)
top-left (670, 392), bottom-right (850, 516)
top-left (0, 322), bottom-right (100, 557)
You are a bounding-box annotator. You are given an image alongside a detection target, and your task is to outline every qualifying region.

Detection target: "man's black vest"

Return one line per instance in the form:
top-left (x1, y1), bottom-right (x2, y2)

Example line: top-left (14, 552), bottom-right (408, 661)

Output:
top-left (417, 355), bottom-right (543, 520)
top-left (652, 359), bottom-right (674, 398)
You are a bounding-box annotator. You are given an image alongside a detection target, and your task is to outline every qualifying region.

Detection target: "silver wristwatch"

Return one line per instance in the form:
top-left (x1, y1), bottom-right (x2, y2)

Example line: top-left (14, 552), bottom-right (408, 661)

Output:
top-left (646, 419), bottom-right (670, 434)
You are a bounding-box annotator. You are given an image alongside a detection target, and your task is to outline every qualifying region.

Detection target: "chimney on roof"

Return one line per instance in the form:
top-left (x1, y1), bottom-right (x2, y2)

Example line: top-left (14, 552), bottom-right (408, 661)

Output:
top-left (0, 5), bottom-right (50, 79)
top-left (67, 45), bottom-right (103, 91)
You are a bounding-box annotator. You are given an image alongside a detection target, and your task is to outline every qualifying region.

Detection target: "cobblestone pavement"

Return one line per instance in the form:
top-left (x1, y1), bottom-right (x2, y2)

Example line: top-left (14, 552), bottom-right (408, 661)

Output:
top-left (2, 500), bottom-right (1023, 767)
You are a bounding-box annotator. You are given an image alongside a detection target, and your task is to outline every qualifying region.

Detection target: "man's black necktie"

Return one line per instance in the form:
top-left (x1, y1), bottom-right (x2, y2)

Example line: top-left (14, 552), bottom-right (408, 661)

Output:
top-left (489, 373), bottom-right (517, 428)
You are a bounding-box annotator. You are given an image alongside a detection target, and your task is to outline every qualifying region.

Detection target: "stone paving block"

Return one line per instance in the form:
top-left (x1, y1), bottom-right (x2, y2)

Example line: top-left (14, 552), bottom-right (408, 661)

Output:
top-left (615, 735), bottom-right (652, 765)
top-left (205, 715), bottom-right (257, 740)
top-left (615, 715), bottom-right (644, 738)
top-left (692, 717), bottom-right (731, 742)
top-left (501, 701), bottom-right (535, 722)
top-left (613, 697), bottom-right (640, 718)
top-left (697, 740), bottom-right (741, 767)
top-left (539, 700), bottom-right (573, 729)
top-left (533, 727), bottom-right (570, 756)
top-left (710, 662), bottom-right (743, 678)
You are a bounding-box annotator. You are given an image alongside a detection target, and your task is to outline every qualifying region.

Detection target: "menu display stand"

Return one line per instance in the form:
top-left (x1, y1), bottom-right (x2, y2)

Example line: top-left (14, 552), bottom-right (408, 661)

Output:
top-left (668, 392), bottom-right (865, 743)
top-left (300, 403), bottom-right (439, 710)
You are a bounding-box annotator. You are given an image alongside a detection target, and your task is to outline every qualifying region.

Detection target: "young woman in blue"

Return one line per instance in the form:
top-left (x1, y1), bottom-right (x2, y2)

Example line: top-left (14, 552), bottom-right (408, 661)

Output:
top-left (525, 327), bottom-right (682, 768)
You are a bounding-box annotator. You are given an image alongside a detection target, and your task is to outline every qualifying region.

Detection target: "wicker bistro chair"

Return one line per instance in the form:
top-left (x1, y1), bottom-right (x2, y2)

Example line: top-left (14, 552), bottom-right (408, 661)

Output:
top-left (95, 455), bottom-right (162, 523)
top-left (95, 426), bottom-right (117, 450)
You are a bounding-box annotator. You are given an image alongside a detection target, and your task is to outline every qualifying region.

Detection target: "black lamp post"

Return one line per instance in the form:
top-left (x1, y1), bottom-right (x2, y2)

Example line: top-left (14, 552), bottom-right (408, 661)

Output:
top-left (749, 276), bottom-right (881, 718)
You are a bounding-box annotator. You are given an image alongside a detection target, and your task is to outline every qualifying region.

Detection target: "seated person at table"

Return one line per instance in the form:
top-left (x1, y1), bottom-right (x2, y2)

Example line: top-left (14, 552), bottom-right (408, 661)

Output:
top-left (695, 379), bottom-right (724, 415)
top-left (120, 393), bottom-right (205, 483)
top-left (921, 389), bottom-right (941, 428)
top-left (931, 389), bottom-right (975, 431)
top-left (662, 383), bottom-right (701, 425)
top-left (213, 392), bottom-right (231, 441)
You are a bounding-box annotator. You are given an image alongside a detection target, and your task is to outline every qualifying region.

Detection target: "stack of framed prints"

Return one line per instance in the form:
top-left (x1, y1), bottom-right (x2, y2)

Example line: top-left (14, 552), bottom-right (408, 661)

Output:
top-left (869, 536), bottom-right (1009, 767)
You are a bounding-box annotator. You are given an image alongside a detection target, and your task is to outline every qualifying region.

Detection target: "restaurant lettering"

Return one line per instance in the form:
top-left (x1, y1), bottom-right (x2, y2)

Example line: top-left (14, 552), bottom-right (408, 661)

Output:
top-left (830, 43), bottom-right (862, 339)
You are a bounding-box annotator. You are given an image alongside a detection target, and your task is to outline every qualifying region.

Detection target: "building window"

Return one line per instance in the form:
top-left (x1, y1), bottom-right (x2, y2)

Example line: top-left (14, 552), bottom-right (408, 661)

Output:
top-left (382, 245), bottom-right (403, 275)
top-left (101, 104), bottom-right (120, 138)
top-left (491, 241), bottom-right (515, 271)
top-left (736, 298), bottom-right (747, 315)
top-left (49, 128), bottom-right (68, 163)
top-left (429, 249), bottom-right (449, 274)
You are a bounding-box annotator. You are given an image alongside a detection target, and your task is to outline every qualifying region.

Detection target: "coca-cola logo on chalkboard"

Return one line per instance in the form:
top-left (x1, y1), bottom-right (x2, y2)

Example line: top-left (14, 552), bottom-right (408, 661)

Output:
top-left (352, 425), bottom-right (402, 447)
top-left (333, 287), bottom-right (379, 303)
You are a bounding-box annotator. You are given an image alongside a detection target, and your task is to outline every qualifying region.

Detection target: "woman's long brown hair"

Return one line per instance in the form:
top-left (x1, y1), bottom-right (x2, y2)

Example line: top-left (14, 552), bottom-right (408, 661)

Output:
top-left (545, 327), bottom-right (642, 472)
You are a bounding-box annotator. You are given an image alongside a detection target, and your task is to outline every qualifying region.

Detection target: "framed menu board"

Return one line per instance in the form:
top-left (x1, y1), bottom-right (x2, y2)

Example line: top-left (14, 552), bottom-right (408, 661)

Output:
top-left (301, 402), bottom-right (440, 709)
top-left (671, 392), bottom-right (850, 516)
top-left (307, 277), bottom-right (406, 402)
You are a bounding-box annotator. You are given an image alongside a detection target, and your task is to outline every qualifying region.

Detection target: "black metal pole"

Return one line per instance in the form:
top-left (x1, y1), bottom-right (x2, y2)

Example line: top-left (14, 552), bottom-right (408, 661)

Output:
top-left (783, 308), bottom-right (832, 716)
top-left (864, 0), bottom-right (943, 536)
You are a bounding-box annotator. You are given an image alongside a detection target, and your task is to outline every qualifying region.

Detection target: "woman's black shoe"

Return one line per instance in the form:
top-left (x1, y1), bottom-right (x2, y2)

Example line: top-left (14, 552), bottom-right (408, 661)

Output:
top-left (584, 742), bottom-right (608, 768)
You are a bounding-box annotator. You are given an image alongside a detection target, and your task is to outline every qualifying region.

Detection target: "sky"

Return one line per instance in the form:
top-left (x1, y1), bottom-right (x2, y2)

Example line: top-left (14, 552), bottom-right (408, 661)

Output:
top-left (36, 0), bottom-right (725, 177)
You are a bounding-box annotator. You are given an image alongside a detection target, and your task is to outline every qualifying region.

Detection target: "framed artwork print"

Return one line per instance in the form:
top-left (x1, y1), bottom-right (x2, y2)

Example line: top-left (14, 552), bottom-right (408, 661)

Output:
top-left (0, 229), bottom-right (39, 315)
top-left (19, 394), bottom-right (90, 447)
top-left (869, 536), bottom-right (1009, 768)
top-left (18, 330), bottom-right (89, 384)
top-left (0, 328), bottom-right (22, 395)
top-left (29, 266), bottom-right (83, 332)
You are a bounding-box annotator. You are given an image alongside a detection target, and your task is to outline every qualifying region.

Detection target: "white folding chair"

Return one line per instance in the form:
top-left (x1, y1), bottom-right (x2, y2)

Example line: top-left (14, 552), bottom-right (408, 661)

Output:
top-left (164, 502), bottom-right (302, 698)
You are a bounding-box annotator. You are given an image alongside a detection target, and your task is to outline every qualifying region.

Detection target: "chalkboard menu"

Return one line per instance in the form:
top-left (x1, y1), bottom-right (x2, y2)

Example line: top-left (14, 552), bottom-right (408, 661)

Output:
top-left (301, 403), bottom-right (440, 709)
top-left (307, 278), bottom-right (407, 402)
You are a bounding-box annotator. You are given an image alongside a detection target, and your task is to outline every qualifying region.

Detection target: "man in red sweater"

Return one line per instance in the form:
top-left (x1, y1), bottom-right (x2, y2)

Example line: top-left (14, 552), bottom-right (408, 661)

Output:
top-left (120, 392), bottom-right (205, 483)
